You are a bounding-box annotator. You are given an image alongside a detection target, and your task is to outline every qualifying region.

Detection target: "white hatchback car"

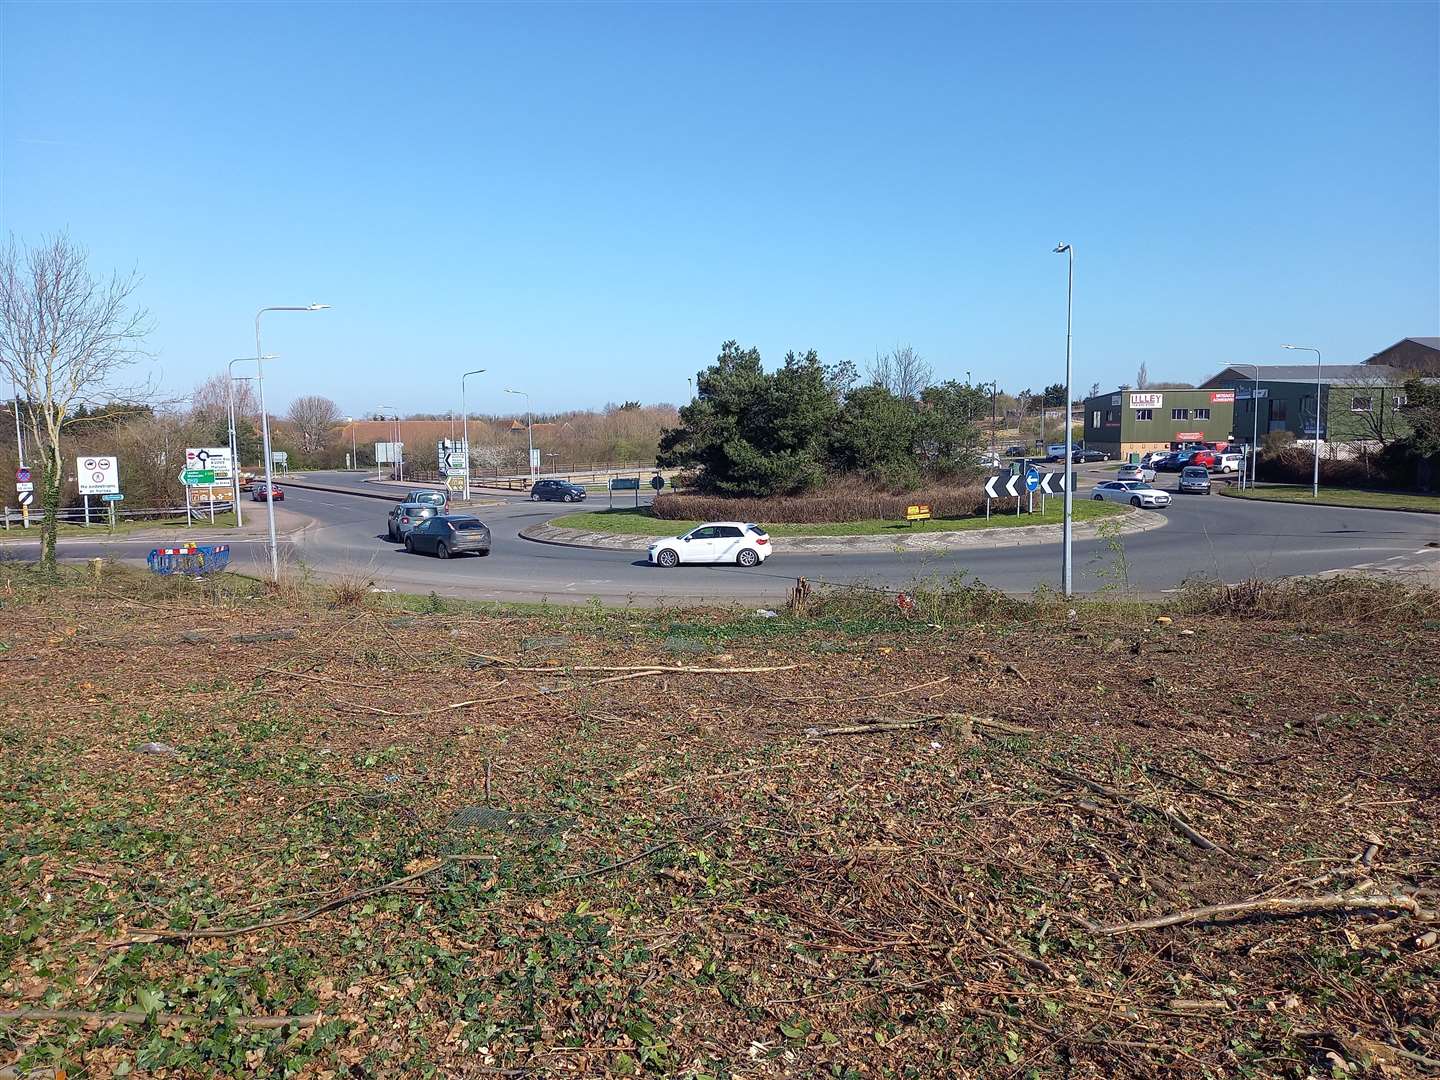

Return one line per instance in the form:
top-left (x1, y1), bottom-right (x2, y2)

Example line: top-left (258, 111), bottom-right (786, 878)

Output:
top-left (1090, 480), bottom-right (1172, 509)
top-left (648, 522), bottom-right (771, 567)
top-left (1116, 463), bottom-right (1157, 483)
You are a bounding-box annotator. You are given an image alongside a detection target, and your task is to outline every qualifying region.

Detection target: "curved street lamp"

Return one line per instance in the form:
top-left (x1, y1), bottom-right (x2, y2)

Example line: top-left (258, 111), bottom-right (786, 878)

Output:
top-left (1281, 344), bottom-right (1323, 497)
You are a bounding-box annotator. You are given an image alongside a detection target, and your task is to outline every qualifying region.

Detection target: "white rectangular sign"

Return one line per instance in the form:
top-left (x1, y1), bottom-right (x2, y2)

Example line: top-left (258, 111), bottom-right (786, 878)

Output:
top-left (376, 441), bottom-right (403, 464)
top-left (1128, 392), bottom-right (1164, 409)
top-left (185, 446), bottom-right (232, 479)
top-left (76, 455), bottom-right (120, 495)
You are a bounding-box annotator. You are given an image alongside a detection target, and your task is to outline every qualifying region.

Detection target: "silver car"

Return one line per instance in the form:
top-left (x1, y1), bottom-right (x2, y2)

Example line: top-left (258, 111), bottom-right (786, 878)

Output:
top-left (1178, 466), bottom-right (1213, 494)
top-left (386, 502), bottom-right (440, 541)
top-left (1090, 480), bottom-right (1172, 508)
top-left (1116, 463), bottom-right (1157, 483)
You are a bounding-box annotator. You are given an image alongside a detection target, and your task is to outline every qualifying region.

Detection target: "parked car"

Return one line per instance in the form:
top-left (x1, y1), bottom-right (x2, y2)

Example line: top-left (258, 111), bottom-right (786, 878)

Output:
top-left (648, 522), bottom-right (771, 567)
top-left (1004, 445), bottom-right (1026, 458)
top-left (529, 479), bottom-right (587, 503)
top-left (1090, 480), bottom-right (1172, 508)
top-left (1155, 451), bottom-right (1194, 472)
top-left (1178, 466), bottom-right (1213, 494)
top-left (1188, 449), bottom-right (1220, 470)
top-left (1213, 452), bottom-right (1244, 474)
top-left (251, 483), bottom-right (284, 502)
top-left (403, 489), bottom-right (448, 508)
top-left (1071, 448), bottom-right (1109, 463)
top-left (387, 502), bottom-right (440, 540)
top-left (1116, 463), bottom-right (1157, 483)
top-left (404, 514), bottom-right (491, 558)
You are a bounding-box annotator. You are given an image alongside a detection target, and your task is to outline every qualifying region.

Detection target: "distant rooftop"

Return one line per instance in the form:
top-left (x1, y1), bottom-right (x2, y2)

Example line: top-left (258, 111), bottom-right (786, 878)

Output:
top-left (1203, 363), bottom-right (1411, 386)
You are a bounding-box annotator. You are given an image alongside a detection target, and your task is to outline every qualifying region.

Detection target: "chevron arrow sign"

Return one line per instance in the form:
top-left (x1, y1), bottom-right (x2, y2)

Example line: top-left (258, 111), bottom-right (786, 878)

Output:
top-left (984, 474), bottom-right (1024, 499)
top-left (1038, 471), bottom-right (1068, 494)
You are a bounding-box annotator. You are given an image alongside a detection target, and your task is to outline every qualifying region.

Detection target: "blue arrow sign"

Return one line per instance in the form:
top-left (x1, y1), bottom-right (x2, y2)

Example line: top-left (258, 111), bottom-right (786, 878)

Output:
top-left (101, 493), bottom-right (125, 502)
top-left (1025, 468), bottom-right (1040, 492)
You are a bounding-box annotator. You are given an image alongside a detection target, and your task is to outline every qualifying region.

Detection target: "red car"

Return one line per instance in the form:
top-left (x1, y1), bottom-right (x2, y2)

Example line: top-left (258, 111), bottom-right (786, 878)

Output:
top-left (1188, 450), bottom-right (1219, 470)
top-left (252, 483), bottom-right (285, 502)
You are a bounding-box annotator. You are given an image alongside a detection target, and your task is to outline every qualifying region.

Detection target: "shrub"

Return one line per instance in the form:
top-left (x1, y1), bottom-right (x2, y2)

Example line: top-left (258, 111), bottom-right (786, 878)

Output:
top-left (1256, 445), bottom-right (1403, 488)
top-left (652, 477), bottom-right (1012, 523)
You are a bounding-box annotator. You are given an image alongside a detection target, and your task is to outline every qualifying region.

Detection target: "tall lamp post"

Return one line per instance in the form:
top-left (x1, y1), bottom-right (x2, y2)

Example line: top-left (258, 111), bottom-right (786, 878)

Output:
top-left (505, 389), bottom-right (533, 482)
top-left (227, 356), bottom-right (269, 526)
top-left (255, 304), bottom-right (328, 581)
top-left (343, 416), bottom-right (357, 470)
top-left (1053, 242), bottom-right (1075, 597)
top-left (1281, 344), bottom-right (1323, 497)
top-left (375, 405), bottom-right (397, 480)
top-left (460, 368), bottom-right (485, 497)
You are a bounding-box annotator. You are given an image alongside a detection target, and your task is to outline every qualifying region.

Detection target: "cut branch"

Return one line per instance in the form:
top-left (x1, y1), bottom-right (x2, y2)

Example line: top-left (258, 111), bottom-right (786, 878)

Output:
top-left (1097, 891), bottom-right (1433, 935)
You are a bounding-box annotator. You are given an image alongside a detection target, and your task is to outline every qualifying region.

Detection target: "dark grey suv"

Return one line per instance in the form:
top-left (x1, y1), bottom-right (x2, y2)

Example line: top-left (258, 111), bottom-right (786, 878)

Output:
top-left (404, 515), bottom-right (491, 558)
top-left (528, 479), bottom-right (587, 503)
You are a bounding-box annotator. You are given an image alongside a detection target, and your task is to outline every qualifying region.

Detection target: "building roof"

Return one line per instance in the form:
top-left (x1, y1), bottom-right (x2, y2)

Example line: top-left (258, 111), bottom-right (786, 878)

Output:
top-left (1202, 364), bottom-right (1411, 387)
top-left (1364, 336), bottom-right (1440, 361)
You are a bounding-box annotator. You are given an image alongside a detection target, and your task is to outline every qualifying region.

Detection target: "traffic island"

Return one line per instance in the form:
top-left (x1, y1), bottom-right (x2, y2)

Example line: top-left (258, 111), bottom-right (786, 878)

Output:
top-left (524, 501), bottom-right (1165, 553)
top-left (1218, 485), bottom-right (1440, 514)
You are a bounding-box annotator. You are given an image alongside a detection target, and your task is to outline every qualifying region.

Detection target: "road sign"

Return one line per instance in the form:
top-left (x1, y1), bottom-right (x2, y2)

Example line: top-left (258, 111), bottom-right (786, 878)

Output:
top-left (77, 455), bottom-right (120, 495)
top-left (15, 467), bottom-right (30, 484)
top-left (649, 474), bottom-right (665, 491)
top-left (984, 473), bottom-right (1023, 499)
top-left (1037, 471), bottom-right (1068, 495)
top-left (610, 477), bottom-right (641, 491)
top-left (101, 493), bottom-right (125, 502)
top-left (182, 469), bottom-right (216, 485)
top-left (446, 475), bottom-right (466, 492)
top-left (1025, 468), bottom-right (1041, 492)
top-left (1236, 388), bottom-right (1269, 400)
top-left (15, 481), bottom-right (33, 493)
top-left (18, 491), bottom-right (33, 506)
top-left (905, 503), bottom-right (932, 522)
top-left (185, 446), bottom-right (232, 479)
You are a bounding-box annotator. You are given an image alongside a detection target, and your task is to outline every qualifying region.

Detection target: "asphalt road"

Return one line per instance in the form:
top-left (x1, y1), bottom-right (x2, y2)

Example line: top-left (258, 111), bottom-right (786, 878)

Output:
top-left (7, 471), bottom-right (1436, 604)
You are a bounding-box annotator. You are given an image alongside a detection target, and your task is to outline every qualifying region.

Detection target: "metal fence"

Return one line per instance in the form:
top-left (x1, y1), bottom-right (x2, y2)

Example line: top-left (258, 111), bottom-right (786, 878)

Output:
top-left (1, 503), bottom-right (232, 530)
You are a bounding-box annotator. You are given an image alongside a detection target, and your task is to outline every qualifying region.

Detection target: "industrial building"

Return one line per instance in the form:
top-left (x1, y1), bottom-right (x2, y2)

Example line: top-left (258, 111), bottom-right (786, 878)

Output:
top-left (1081, 388), bottom-right (1237, 459)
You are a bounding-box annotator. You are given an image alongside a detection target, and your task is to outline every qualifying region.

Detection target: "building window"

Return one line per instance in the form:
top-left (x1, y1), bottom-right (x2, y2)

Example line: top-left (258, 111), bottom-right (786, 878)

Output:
top-left (1092, 411), bottom-right (1101, 427)
top-left (1194, 408), bottom-right (1210, 420)
top-left (1171, 408), bottom-right (1189, 421)
top-left (1270, 400), bottom-right (1288, 421)
top-left (1350, 396), bottom-right (1373, 413)
top-left (1392, 393), bottom-right (1408, 408)
top-left (1135, 409), bottom-right (1153, 422)
top-left (1104, 408), bottom-right (1119, 425)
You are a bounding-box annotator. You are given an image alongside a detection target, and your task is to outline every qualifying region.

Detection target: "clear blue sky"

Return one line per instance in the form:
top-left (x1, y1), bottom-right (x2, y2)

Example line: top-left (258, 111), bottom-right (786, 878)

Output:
top-left (3, 1), bottom-right (1436, 416)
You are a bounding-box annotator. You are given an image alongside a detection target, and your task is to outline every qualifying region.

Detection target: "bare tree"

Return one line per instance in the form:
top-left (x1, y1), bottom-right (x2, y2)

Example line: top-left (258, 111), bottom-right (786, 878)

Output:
top-left (0, 235), bottom-right (150, 576)
top-left (1136, 362), bottom-right (1150, 390)
top-left (190, 371), bottom-right (257, 431)
top-left (285, 395), bottom-right (342, 457)
top-left (868, 344), bottom-right (933, 400)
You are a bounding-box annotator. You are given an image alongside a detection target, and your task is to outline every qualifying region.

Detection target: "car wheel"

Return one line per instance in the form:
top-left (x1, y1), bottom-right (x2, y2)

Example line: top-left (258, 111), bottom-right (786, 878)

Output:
top-left (387, 525), bottom-right (397, 541)
top-left (530, 493), bottom-right (540, 501)
top-left (1093, 494), bottom-right (1104, 501)
top-left (737, 548), bottom-right (759, 567)
top-left (562, 493), bottom-right (574, 503)
top-left (437, 542), bottom-right (450, 560)
top-left (478, 548), bottom-right (491, 557)
top-left (656, 548), bottom-right (679, 568)
top-left (1130, 496), bottom-right (1142, 507)
top-left (404, 536), bottom-right (415, 553)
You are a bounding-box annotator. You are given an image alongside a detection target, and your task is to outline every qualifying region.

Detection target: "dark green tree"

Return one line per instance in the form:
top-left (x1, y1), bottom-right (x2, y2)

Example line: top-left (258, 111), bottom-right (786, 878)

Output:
top-left (1041, 382), bottom-right (1067, 408)
top-left (916, 381), bottom-right (985, 473)
top-left (830, 385), bottom-right (920, 484)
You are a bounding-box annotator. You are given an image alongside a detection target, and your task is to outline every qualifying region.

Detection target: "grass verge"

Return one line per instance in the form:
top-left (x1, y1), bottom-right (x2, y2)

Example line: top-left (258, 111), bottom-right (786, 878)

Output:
top-left (549, 498), bottom-right (1127, 537)
top-left (1220, 484), bottom-right (1440, 513)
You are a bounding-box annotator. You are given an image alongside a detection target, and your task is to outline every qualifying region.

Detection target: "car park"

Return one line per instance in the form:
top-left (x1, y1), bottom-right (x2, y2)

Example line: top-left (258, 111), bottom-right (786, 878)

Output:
top-left (1188, 449), bottom-right (1219, 470)
top-left (1155, 451), bottom-right (1194, 472)
top-left (251, 483), bottom-right (284, 502)
top-left (404, 514), bottom-right (491, 558)
top-left (1116, 463), bottom-right (1157, 483)
top-left (1178, 466), bottom-right (1213, 494)
top-left (1213, 452), bottom-right (1244, 474)
top-left (648, 522), bottom-right (771, 567)
top-left (387, 502), bottom-right (440, 540)
top-left (529, 479), bottom-right (588, 503)
top-left (1090, 480), bottom-right (1172, 508)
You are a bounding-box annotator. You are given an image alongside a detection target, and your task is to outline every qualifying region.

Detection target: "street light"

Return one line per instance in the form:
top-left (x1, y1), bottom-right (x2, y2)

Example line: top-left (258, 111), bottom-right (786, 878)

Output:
top-left (1053, 242), bottom-right (1075, 597)
top-left (460, 369), bottom-right (485, 498)
top-left (255, 304), bottom-right (328, 581)
top-left (343, 416), bottom-right (357, 470)
top-left (1281, 344), bottom-right (1323, 497)
top-left (505, 389), bottom-right (533, 483)
top-left (228, 356), bottom-right (271, 526)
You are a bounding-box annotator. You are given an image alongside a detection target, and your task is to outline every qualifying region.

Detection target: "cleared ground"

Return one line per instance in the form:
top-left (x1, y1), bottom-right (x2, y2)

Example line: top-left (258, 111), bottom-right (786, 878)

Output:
top-left (1, 566), bottom-right (1437, 1078)
top-left (550, 499), bottom-right (1124, 537)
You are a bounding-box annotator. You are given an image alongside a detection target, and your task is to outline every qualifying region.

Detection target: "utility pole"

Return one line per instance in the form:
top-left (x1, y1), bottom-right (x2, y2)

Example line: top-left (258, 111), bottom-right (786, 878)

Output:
top-left (1054, 243), bottom-right (1074, 597)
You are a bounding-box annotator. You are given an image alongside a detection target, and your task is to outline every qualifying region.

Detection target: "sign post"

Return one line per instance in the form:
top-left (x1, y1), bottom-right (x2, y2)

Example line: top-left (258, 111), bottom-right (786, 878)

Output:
top-left (15, 467), bottom-right (33, 528)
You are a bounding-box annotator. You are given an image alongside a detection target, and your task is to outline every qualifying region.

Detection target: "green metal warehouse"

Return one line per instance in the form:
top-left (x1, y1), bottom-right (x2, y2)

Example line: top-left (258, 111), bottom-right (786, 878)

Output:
top-left (1081, 388), bottom-right (1237, 459)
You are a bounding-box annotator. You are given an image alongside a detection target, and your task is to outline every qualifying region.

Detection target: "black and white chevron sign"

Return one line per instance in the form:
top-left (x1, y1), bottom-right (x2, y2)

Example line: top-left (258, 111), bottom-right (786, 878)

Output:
top-left (984, 472), bottom-right (1068, 498)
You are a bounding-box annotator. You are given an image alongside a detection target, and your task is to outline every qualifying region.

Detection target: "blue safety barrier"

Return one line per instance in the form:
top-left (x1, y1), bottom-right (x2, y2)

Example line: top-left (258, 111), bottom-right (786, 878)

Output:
top-left (146, 544), bottom-right (230, 576)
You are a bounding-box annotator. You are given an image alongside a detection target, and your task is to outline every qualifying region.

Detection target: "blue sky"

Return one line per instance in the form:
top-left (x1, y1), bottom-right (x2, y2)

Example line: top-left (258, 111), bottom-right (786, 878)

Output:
top-left (3, 1), bottom-right (1436, 416)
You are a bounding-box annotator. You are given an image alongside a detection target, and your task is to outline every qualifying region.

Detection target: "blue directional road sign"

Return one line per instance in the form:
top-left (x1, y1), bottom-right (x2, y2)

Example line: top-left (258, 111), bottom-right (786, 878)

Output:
top-left (1025, 468), bottom-right (1041, 493)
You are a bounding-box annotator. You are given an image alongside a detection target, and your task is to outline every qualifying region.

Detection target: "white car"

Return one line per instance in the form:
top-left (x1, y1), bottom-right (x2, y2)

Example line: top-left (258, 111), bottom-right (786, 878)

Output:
top-left (1213, 452), bottom-right (1244, 473)
top-left (648, 522), bottom-right (771, 567)
top-left (1090, 480), bottom-right (1172, 509)
top-left (1116, 463), bottom-right (1157, 483)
